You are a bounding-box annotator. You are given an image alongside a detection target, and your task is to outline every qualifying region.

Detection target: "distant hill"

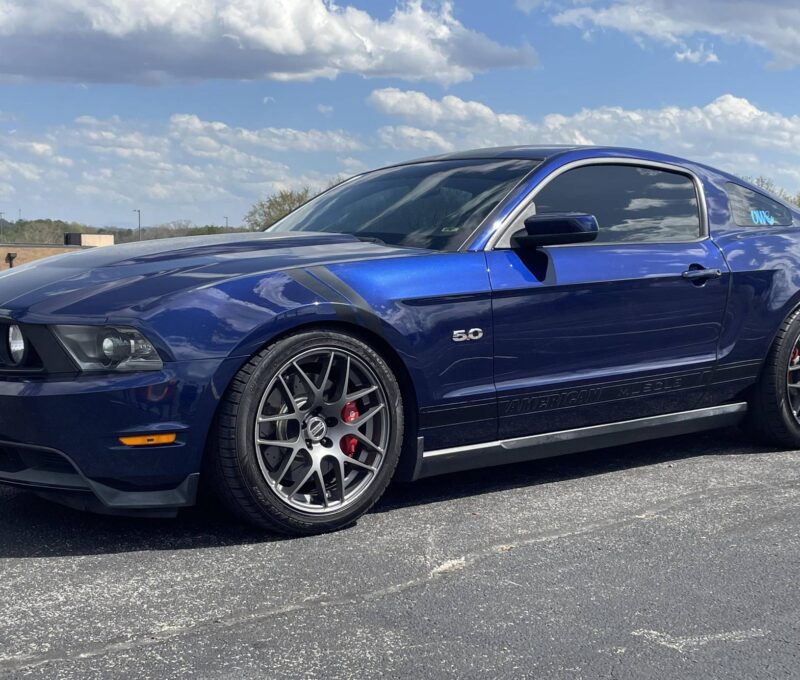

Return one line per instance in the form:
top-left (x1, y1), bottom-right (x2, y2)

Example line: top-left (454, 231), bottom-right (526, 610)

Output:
top-left (0, 186), bottom-right (323, 245)
top-left (0, 219), bottom-right (250, 245)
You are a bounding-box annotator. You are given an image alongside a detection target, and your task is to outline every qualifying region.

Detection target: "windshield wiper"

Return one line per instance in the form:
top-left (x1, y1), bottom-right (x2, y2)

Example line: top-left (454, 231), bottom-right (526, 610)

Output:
top-left (354, 236), bottom-right (386, 245)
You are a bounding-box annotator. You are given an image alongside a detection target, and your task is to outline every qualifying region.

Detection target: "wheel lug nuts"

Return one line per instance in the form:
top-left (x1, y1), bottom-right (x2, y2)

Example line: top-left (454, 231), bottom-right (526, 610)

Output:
top-left (325, 417), bottom-right (338, 427)
top-left (321, 437), bottom-right (332, 448)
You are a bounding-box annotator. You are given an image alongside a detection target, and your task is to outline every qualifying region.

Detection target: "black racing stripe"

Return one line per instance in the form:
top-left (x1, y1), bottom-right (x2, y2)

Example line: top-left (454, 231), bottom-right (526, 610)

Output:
top-left (497, 368), bottom-right (707, 418)
top-left (306, 266), bottom-right (386, 338)
top-left (285, 269), bottom-right (359, 325)
top-left (711, 360), bottom-right (762, 385)
top-left (420, 412), bottom-right (496, 430)
top-left (420, 398), bottom-right (497, 429)
top-left (286, 268), bottom-right (346, 302)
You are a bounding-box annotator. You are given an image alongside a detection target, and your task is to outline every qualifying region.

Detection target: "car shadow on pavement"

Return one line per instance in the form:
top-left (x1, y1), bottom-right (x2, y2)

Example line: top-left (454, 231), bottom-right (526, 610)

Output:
top-left (0, 488), bottom-right (280, 559)
top-left (0, 427), bottom-right (782, 559)
top-left (375, 426), bottom-right (782, 512)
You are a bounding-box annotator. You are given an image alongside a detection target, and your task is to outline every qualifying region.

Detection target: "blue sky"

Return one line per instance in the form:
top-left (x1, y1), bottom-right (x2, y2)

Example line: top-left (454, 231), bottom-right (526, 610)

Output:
top-left (0, 0), bottom-right (798, 228)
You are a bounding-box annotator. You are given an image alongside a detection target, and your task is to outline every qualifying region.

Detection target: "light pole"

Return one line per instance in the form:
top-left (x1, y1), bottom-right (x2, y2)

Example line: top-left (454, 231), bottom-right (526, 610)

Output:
top-left (133, 209), bottom-right (141, 241)
top-left (0, 212), bottom-right (4, 243)
top-left (224, 216), bottom-right (229, 228)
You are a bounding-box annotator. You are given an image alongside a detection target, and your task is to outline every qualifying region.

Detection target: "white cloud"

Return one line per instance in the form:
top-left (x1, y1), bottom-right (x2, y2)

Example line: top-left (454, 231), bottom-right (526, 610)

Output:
top-left (369, 88), bottom-right (800, 191)
top-left (0, 159), bottom-right (42, 183)
top-left (169, 114), bottom-right (363, 153)
top-left (369, 87), bottom-right (534, 133)
top-left (0, 0), bottom-right (535, 85)
top-left (338, 156), bottom-right (368, 174)
top-left (515, 0), bottom-right (548, 10)
top-left (0, 181), bottom-right (16, 200)
top-left (378, 125), bottom-right (454, 152)
top-left (4, 89), bottom-right (799, 229)
top-left (551, 0), bottom-right (800, 68)
top-left (317, 104), bottom-right (334, 117)
top-left (369, 87), bottom-right (573, 146)
top-left (7, 140), bottom-right (74, 167)
top-left (0, 112), bottom-right (368, 225)
top-left (674, 44), bottom-right (719, 65)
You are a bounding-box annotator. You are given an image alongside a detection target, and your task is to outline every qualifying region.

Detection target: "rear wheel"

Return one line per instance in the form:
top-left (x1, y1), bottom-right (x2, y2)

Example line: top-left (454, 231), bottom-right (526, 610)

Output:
top-left (210, 330), bottom-right (404, 535)
top-left (747, 309), bottom-right (800, 447)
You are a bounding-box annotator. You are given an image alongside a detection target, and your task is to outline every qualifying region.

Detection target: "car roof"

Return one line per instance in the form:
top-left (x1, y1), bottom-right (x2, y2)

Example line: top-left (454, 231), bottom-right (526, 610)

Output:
top-left (415, 145), bottom-right (589, 162)
top-left (399, 145), bottom-right (697, 168)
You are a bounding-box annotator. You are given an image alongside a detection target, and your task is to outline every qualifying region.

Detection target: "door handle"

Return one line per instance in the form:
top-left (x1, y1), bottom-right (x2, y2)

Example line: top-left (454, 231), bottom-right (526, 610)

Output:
top-left (682, 267), bottom-right (722, 282)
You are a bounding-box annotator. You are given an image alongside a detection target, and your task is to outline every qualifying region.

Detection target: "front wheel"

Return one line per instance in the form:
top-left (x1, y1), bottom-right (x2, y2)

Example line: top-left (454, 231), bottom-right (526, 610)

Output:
top-left (210, 330), bottom-right (404, 535)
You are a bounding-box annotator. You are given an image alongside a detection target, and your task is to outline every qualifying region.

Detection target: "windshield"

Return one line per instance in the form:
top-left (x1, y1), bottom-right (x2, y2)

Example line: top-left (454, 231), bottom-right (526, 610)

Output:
top-left (268, 159), bottom-right (538, 251)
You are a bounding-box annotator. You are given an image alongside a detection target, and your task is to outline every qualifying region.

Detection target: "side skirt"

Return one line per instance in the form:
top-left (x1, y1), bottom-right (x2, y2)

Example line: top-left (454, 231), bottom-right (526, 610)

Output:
top-left (416, 403), bottom-right (748, 479)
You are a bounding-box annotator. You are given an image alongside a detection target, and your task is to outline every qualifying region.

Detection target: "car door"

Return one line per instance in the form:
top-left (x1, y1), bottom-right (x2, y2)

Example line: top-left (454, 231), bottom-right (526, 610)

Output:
top-left (486, 160), bottom-right (730, 439)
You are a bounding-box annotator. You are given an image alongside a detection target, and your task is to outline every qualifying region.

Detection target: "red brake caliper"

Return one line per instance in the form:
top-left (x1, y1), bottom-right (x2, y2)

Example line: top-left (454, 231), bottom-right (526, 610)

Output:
top-left (340, 401), bottom-right (359, 457)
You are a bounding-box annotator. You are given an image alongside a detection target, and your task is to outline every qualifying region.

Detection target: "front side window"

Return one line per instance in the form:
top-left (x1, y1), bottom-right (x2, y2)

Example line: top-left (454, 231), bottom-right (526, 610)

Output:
top-left (268, 159), bottom-right (538, 251)
top-left (529, 164), bottom-right (702, 243)
top-left (725, 183), bottom-right (793, 227)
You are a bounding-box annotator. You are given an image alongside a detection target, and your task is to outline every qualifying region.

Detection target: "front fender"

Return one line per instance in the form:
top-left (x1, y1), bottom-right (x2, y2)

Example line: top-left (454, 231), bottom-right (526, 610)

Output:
top-left (228, 287), bottom-right (432, 414)
top-left (144, 253), bottom-right (496, 448)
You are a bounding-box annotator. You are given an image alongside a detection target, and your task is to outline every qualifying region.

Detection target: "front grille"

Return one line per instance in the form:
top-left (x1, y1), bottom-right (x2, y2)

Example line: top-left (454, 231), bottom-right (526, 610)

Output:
top-left (0, 444), bottom-right (88, 490)
top-left (0, 446), bottom-right (26, 473)
top-left (0, 446), bottom-right (76, 475)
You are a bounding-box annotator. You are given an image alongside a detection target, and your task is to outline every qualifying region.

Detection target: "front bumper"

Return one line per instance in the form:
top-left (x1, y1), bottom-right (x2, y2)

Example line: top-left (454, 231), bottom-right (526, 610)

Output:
top-left (0, 358), bottom-right (241, 513)
top-left (0, 441), bottom-right (200, 515)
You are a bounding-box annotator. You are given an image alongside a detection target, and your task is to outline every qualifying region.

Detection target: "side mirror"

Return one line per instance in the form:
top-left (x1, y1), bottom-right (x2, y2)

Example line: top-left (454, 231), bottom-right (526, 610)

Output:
top-left (511, 213), bottom-right (599, 249)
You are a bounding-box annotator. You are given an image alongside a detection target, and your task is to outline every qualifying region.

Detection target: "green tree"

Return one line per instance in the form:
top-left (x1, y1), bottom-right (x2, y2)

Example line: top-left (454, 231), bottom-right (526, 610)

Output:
top-left (244, 187), bottom-right (311, 231)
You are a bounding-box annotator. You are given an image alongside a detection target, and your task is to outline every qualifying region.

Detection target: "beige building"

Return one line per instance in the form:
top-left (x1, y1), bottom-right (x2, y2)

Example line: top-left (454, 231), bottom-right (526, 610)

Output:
top-left (64, 233), bottom-right (116, 248)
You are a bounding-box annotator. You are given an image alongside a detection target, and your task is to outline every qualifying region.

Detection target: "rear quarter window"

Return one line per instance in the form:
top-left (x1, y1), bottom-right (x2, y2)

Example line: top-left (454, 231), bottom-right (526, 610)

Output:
top-left (725, 183), bottom-right (793, 227)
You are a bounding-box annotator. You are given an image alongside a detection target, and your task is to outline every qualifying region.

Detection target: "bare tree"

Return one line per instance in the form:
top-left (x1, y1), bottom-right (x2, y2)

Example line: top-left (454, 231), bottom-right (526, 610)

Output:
top-left (244, 188), bottom-right (312, 231)
top-left (745, 176), bottom-right (799, 206)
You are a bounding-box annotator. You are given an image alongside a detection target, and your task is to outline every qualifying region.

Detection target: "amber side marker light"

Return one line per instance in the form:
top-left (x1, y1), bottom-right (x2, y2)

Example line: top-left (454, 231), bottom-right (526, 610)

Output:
top-left (119, 433), bottom-right (177, 447)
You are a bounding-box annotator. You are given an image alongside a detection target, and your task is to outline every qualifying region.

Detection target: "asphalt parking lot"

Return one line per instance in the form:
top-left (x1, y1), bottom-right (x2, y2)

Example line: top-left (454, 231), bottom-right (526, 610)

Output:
top-left (0, 427), bottom-right (798, 679)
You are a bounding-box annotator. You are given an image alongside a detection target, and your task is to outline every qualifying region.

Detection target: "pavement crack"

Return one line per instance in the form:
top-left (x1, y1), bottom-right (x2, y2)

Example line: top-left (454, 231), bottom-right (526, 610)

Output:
top-left (631, 628), bottom-right (768, 654)
top-left (429, 557), bottom-right (467, 575)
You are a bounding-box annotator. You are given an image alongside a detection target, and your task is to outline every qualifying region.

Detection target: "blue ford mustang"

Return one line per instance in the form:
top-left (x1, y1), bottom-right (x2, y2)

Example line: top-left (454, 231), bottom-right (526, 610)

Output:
top-left (1, 146), bottom-right (799, 535)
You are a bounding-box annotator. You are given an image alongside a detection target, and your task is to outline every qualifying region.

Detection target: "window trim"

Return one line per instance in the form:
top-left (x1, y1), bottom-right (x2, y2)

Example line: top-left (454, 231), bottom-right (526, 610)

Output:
top-left (487, 157), bottom-right (709, 250)
top-left (724, 181), bottom-right (794, 228)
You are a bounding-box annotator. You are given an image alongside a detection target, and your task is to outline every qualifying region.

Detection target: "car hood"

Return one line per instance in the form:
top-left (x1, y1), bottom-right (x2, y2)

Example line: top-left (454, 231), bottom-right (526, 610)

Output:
top-left (0, 231), bottom-right (420, 322)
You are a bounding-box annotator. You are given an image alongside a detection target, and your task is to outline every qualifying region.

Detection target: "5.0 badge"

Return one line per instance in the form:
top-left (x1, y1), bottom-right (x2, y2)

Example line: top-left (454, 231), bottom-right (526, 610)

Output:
top-left (452, 328), bottom-right (484, 342)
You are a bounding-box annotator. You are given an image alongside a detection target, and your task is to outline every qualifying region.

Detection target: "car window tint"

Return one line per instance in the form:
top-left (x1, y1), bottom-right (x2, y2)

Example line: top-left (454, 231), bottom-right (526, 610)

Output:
top-left (725, 183), bottom-right (793, 227)
top-left (532, 164), bottom-right (701, 243)
top-left (268, 159), bottom-right (538, 251)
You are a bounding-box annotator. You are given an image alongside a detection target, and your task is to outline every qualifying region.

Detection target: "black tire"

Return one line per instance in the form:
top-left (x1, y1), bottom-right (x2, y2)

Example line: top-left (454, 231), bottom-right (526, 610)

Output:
top-left (209, 329), bottom-right (404, 535)
top-left (747, 308), bottom-right (800, 448)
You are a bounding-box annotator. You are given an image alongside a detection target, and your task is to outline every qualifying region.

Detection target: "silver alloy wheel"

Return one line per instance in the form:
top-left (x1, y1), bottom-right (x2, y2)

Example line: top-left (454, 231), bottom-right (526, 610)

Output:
top-left (254, 347), bottom-right (390, 514)
top-left (789, 334), bottom-right (800, 422)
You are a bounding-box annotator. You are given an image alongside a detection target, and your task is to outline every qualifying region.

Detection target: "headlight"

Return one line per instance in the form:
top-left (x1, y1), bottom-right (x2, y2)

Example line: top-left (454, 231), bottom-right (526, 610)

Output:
top-left (7, 325), bottom-right (26, 366)
top-left (52, 325), bottom-right (163, 372)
